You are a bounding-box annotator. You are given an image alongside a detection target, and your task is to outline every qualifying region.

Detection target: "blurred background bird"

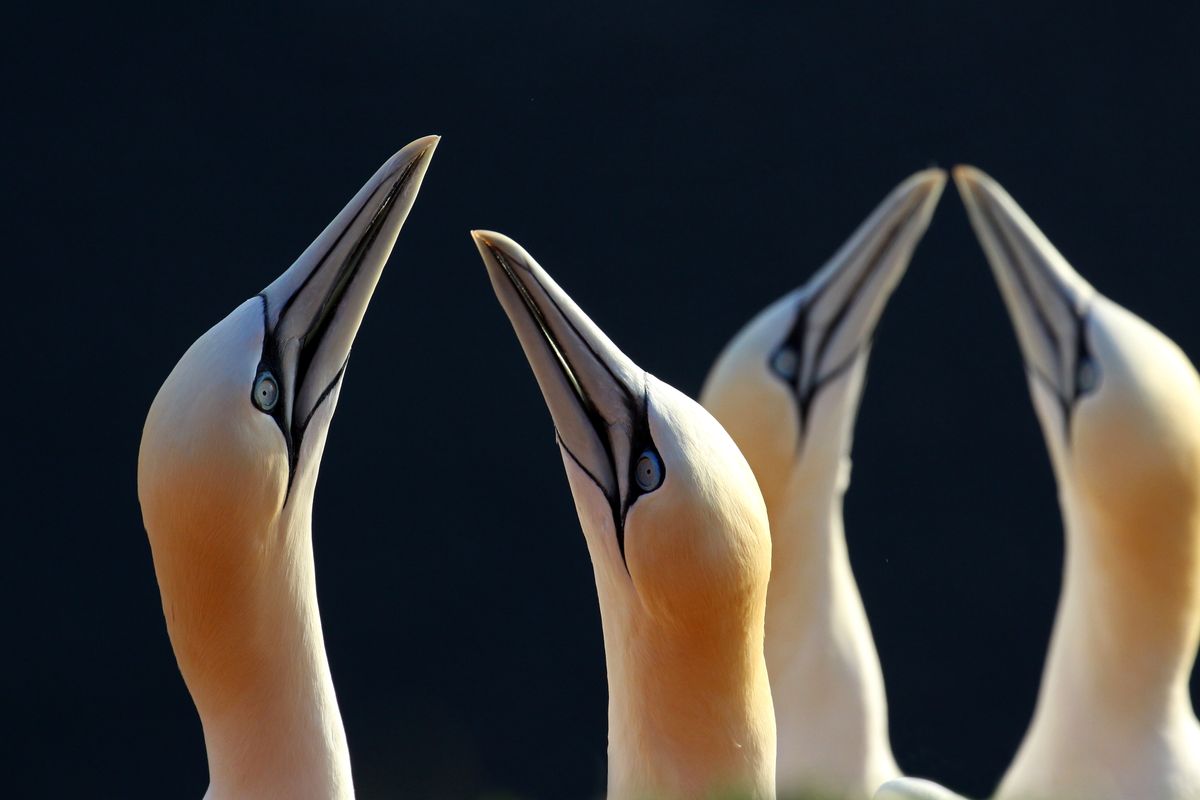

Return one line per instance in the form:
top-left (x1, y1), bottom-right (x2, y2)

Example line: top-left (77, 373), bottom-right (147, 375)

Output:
top-left (702, 170), bottom-right (944, 799)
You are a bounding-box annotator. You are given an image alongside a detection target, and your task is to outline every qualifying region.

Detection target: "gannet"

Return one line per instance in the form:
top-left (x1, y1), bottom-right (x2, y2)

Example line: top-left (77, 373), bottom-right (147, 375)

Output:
top-left (473, 231), bottom-right (777, 800)
top-left (137, 136), bottom-right (438, 800)
top-left (954, 166), bottom-right (1200, 800)
top-left (874, 168), bottom-right (1200, 800)
top-left (700, 170), bottom-right (945, 799)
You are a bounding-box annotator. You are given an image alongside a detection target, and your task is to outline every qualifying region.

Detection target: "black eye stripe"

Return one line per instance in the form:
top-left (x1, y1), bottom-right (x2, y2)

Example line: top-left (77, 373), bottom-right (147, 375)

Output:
top-left (254, 295), bottom-right (297, 495)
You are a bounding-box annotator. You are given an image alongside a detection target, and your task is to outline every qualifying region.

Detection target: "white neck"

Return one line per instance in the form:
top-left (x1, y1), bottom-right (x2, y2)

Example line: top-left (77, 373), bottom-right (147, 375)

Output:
top-left (998, 486), bottom-right (1200, 799)
top-left (156, 506), bottom-right (353, 800)
top-left (601, 603), bottom-right (776, 800)
top-left (765, 456), bottom-right (899, 797)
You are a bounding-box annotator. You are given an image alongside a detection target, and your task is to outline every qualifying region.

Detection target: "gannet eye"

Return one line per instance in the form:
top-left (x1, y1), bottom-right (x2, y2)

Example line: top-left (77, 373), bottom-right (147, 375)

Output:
top-left (1076, 357), bottom-right (1099, 396)
top-left (253, 371), bottom-right (280, 412)
top-left (771, 347), bottom-right (799, 382)
top-left (634, 450), bottom-right (665, 492)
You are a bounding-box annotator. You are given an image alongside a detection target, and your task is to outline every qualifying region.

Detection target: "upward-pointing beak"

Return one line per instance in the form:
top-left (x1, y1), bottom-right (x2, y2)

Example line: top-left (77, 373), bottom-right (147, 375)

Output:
top-left (954, 165), bottom-right (1096, 409)
top-left (775, 169), bottom-right (945, 428)
top-left (473, 230), bottom-right (650, 552)
top-left (260, 135), bottom-right (438, 446)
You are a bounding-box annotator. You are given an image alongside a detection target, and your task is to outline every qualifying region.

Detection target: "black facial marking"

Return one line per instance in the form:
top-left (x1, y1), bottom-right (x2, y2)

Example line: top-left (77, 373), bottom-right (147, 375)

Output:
top-left (976, 200), bottom-right (1098, 438)
top-left (555, 388), bottom-right (658, 569)
top-left (289, 163), bottom-right (412, 419)
top-left (618, 386), bottom-right (662, 552)
top-left (253, 293), bottom-right (298, 485)
top-left (489, 244), bottom-right (661, 570)
top-left (770, 197), bottom-right (922, 450)
top-left (254, 297), bottom-right (354, 497)
top-left (248, 155), bottom-right (419, 498)
top-left (273, 154), bottom-right (422, 327)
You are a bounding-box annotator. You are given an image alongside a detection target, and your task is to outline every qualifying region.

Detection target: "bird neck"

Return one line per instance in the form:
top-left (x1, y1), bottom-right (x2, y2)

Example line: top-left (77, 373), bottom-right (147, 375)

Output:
top-left (762, 456), bottom-right (898, 791)
top-left (601, 594), bottom-right (776, 800)
top-left (155, 510), bottom-right (353, 800)
top-left (763, 458), bottom-right (856, 649)
top-left (1035, 487), bottom-right (1200, 734)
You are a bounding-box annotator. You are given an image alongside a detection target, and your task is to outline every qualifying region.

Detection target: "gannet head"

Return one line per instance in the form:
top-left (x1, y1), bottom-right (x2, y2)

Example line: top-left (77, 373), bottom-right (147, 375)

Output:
top-left (700, 170), bottom-right (945, 508)
top-left (473, 230), bottom-right (775, 798)
top-left (955, 166), bottom-right (1200, 529)
top-left (473, 229), bottom-right (771, 628)
top-left (138, 137), bottom-right (437, 685)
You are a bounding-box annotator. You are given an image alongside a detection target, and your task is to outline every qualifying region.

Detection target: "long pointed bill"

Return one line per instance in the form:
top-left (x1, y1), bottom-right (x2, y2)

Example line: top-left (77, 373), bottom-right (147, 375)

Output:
top-left (259, 135), bottom-right (438, 466)
top-left (473, 230), bottom-right (651, 555)
top-left (775, 169), bottom-right (945, 425)
top-left (954, 165), bottom-right (1096, 411)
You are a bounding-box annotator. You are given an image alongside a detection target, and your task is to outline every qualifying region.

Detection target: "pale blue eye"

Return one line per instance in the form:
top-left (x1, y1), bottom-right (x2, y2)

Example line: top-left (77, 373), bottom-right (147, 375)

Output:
top-left (253, 371), bottom-right (279, 412)
top-left (771, 347), bottom-right (799, 382)
top-left (1077, 357), bottom-right (1099, 395)
top-left (635, 450), bottom-right (664, 492)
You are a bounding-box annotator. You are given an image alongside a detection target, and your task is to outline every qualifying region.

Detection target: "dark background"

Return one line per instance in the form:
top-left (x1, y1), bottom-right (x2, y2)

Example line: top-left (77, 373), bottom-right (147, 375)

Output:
top-left (9, 2), bottom-right (1200, 797)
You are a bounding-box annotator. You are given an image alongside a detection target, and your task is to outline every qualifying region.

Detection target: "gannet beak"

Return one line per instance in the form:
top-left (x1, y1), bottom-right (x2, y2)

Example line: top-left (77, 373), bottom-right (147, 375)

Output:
top-left (954, 165), bottom-right (1096, 414)
top-left (800, 168), bottom-right (945, 354)
top-left (777, 170), bottom-right (945, 404)
top-left (259, 135), bottom-right (438, 463)
top-left (473, 230), bottom-right (648, 556)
